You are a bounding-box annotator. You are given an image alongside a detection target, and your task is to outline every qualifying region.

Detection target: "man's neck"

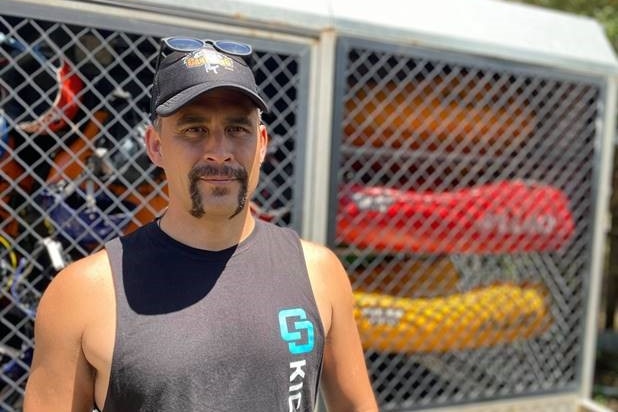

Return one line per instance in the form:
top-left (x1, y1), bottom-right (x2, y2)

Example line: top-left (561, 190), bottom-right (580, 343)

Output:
top-left (158, 208), bottom-right (256, 251)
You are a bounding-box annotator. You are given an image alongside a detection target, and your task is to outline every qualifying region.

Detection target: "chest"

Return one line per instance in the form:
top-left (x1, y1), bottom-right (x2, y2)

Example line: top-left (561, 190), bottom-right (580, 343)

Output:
top-left (98, 229), bottom-right (327, 410)
top-left (106, 269), bottom-right (324, 411)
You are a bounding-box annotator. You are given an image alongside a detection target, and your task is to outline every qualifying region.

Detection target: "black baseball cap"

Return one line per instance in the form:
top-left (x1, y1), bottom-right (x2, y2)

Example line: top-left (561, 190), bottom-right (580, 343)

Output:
top-left (150, 44), bottom-right (268, 120)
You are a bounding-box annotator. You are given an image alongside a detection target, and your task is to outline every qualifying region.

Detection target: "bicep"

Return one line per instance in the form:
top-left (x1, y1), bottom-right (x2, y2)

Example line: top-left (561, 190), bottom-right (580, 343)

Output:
top-left (24, 268), bottom-right (95, 412)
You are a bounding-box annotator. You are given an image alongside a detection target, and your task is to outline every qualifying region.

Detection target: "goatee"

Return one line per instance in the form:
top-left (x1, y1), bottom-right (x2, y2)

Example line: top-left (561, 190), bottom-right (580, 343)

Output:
top-left (188, 164), bottom-right (249, 219)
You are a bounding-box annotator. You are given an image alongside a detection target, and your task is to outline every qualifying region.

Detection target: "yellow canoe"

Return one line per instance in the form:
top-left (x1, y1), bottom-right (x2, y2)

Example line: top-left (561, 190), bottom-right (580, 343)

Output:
top-left (354, 282), bottom-right (550, 353)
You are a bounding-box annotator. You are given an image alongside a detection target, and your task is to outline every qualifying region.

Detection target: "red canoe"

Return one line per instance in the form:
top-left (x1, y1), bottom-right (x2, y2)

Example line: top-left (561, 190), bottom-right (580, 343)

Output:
top-left (337, 180), bottom-right (574, 254)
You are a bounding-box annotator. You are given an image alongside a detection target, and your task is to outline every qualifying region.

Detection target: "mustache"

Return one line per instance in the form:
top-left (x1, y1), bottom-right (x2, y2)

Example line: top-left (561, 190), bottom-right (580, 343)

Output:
top-left (188, 163), bottom-right (249, 219)
top-left (188, 164), bottom-right (248, 181)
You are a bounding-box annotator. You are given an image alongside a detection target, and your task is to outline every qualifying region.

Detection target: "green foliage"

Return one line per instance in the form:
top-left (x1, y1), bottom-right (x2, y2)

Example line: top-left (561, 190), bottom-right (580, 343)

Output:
top-left (515, 0), bottom-right (618, 52)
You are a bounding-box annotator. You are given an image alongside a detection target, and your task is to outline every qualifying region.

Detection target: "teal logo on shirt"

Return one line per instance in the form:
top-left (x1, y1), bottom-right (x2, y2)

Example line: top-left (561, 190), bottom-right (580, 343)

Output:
top-left (278, 308), bottom-right (315, 355)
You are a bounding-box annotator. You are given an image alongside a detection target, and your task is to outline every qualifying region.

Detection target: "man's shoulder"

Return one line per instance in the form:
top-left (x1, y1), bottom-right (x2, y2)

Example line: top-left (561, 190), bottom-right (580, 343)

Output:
top-left (65, 248), bottom-right (111, 277)
top-left (43, 248), bottom-right (112, 302)
top-left (299, 239), bottom-right (342, 269)
top-left (35, 248), bottom-right (114, 339)
top-left (299, 238), bottom-right (330, 253)
top-left (255, 221), bottom-right (342, 268)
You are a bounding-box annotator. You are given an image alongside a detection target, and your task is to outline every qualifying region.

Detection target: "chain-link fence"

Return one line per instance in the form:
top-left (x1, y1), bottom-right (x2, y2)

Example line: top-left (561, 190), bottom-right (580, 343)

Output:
top-left (329, 38), bottom-right (601, 410)
top-left (0, 11), bottom-right (307, 410)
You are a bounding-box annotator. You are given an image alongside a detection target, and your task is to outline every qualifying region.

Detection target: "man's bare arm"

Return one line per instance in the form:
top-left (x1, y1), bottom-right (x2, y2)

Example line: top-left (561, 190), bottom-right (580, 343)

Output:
top-left (24, 257), bottom-right (99, 412)
top-left (302, 242), bottom-right (378, 411)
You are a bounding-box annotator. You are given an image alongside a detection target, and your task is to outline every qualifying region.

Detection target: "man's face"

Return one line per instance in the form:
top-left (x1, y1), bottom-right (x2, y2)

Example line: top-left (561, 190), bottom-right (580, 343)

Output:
top-left (151, 88), bottom-right (267, 220)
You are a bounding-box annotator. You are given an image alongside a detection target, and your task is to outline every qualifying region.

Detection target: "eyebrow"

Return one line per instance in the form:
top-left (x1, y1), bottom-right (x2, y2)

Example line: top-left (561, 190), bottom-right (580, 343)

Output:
top-left (174, 113), bottom-right (254, 128)
top-left (175, 113), bottom-right (209, 128)
top-left (226, 116), bottom-right (253, 127)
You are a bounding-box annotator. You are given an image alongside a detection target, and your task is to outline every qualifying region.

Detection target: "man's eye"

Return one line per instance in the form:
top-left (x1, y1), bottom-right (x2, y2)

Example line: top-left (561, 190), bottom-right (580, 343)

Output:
top-left (182, 127), bottom-right (207, 136)
top-left (227, 126), bottom-right (250, 136)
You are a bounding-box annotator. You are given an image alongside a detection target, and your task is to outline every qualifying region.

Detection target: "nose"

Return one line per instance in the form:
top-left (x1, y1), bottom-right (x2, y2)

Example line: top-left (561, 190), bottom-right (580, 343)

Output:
top-left (204, 129), bottom-right (232, 163)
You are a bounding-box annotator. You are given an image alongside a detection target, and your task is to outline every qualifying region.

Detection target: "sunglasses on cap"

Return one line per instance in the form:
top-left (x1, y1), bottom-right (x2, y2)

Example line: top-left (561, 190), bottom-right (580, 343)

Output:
top-left (154, 37), bottom-right (253, 71)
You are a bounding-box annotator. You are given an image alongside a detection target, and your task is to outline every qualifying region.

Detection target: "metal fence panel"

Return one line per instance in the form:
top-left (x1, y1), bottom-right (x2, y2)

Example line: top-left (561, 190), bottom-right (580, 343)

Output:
top-left (329, 37), bottom-right (602, 410)
top-left (0, 10), bottom-right (308, 410)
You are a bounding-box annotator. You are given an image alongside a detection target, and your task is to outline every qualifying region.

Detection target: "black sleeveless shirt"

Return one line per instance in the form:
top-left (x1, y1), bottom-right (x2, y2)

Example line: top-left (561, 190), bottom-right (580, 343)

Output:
top-left (102, 220), bottom-right (324, 411)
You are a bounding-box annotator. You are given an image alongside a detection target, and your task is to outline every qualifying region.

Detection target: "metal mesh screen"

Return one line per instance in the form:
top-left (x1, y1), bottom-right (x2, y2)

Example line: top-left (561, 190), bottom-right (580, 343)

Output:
top-left (330, 38), bottom-right (600, 410)
top-left (0, 12), bottom-right (304, 410)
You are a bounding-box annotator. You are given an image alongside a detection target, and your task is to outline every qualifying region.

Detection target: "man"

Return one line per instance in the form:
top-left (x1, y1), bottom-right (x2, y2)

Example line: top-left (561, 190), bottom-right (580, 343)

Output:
top-left (24, 37), bottom-right (378, 411)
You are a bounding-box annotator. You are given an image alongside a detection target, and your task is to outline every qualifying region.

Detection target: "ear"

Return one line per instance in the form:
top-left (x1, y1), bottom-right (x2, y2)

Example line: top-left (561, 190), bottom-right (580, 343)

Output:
top-left (145, 123), bottom-right (164, 167)
top-left (258, 124), bottom-right (269, 163)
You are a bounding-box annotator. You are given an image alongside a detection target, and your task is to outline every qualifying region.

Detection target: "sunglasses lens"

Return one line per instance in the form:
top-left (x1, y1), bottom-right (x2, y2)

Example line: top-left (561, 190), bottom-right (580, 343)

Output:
top-left (214, 40), bottom-right (252, 56)
top-left (164, 37), bottom-right (204, 52)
